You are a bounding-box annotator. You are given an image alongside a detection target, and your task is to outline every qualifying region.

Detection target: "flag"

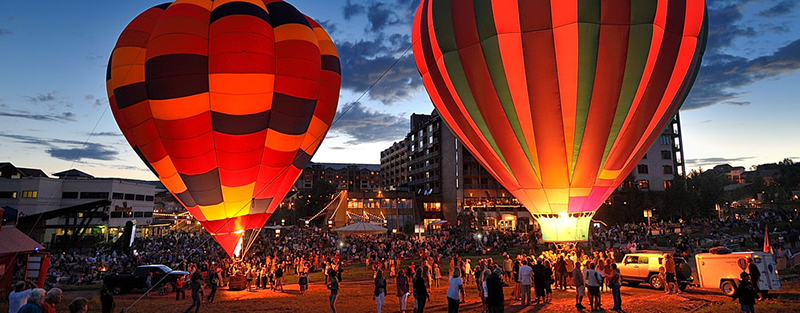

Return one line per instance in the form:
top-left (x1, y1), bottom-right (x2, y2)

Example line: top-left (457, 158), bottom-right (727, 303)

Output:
top-left (763, 225), bottom-right (771, 253)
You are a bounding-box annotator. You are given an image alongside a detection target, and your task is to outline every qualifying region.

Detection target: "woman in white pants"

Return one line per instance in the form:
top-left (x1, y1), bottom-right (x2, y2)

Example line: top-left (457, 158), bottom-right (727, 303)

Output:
top-left (396, 269), bottom-right (410, 312)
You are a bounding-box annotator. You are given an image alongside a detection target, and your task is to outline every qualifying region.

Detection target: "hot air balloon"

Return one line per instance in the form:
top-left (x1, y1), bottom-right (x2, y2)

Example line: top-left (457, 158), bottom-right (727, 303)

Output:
top-left (412, 0), bottom-right (707, 242)
top-left (107, 0), bottom-right (341, 256)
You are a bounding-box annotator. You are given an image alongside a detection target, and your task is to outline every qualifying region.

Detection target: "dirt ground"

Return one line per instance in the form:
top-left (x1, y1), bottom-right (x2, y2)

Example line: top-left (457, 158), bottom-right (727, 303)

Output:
top-left (6, 278), bottom-right (797, 313)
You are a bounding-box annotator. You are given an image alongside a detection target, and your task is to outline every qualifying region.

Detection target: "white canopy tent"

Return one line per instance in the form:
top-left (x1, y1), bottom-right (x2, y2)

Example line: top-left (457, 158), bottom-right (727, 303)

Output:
top-left (335, 222), bottom-right (387, 236)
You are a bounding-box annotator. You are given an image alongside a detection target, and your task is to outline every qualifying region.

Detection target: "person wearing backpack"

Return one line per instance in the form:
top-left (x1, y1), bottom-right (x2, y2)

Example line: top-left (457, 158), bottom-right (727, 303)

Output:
top-left (732, 272), bottom-right (758, 313)
top-left (585, 263), bottom-right (603, 312)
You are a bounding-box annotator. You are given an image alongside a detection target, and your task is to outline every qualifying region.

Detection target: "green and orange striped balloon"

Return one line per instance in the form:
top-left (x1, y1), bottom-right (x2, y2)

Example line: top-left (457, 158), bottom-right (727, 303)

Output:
top-left (412, 0), bottom-right (707, 241)
top-left (107, 0), bottom-right (340, 256)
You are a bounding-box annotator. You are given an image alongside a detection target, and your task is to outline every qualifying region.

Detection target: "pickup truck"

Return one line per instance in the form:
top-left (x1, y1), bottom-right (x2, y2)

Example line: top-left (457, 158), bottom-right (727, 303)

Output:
top-left (103, 264), bottom-right (189, 295)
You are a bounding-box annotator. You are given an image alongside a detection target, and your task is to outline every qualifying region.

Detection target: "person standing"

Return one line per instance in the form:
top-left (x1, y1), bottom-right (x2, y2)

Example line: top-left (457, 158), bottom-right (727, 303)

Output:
top-left (396, 269), bottom-right (410, 312)
top-left (275, 265), bottom-right (284, 292)
top-left (374, 270), bottom-right (387, 313)
top-left (446, 268), bottom-right (464, 313)
top-left (608, 264), bottom-right (623, 312)
top-left (299, 271), bottom-right (309, 296)
top-left (555, 256), bottom-right (568, 290)
top-left (100, 289), bottom-right (115, 313)
top-left (485, 268), bottom-right (505, 313)
top-left (532, 259), bottom-right (547, 305)
top-left (586, 263), bottom-right (603, 312)
top-left (146, 272), bottom-right (153, 298)
top-left (573, 262), bottom-right (586, 310)
top-left (17, 288), bottom-right (46, 313)
top-left (183, 272), bottom-right (203, 313)
top-left (175, 274), bottom-right (186, 301)
top-left (42, 288), bottom-right (62, 313)
top-left (8, 280), bottom-right (37, 313)
top-left (732, 272), bottom-right (758, 313)
top-left (413, 268), bottom-right (430, 313)
top-left (747, 258), bottom-right (764, 300)
top-left (512, 261), bottom-right (521, 301)
top-left (327, 269), bottom-right (340, 313)
top-left (664, 254), bottom-right (678, 294)
top-left (503, 256), bottom-right (513, 283)
top-left (518, 260), bottom-right (533, 306)
top-left (207, 268), bottom-right (220, 303)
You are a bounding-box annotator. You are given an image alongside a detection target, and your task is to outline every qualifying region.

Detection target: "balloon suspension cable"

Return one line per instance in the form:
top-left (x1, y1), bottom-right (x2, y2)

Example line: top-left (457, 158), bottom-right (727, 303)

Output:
top-left (242, 227), bottom-right (262, 258)
top-left (123, 28), bottom-right (419, 313)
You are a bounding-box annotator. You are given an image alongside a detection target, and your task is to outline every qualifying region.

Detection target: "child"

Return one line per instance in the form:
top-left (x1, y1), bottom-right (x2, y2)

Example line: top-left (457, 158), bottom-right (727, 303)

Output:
top-left (732, 272), bottom-right (758, 313)
top-left (433, 263), bottom-right (441, 288)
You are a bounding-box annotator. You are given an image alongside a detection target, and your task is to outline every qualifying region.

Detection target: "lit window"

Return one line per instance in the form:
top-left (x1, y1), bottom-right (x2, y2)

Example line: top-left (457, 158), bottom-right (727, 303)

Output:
top-left (637, 180), bottom-right (650, 190)
top-left (22, 190), bottom-right (38, 198)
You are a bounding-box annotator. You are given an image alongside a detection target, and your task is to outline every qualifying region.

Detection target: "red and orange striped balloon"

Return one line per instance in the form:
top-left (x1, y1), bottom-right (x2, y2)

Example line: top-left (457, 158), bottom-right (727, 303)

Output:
top-left (107, 0), bottom-right (340, 256)
top-left (413, 0), bottom-right (707, 241)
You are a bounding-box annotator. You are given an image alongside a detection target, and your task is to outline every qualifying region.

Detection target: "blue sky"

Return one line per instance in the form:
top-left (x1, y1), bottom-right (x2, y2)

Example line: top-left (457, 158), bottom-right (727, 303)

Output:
top-left (0, 0), bottom-right (798, 180)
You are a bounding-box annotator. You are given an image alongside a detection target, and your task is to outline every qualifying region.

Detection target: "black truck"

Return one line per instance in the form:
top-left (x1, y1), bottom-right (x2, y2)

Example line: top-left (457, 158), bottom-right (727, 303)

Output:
top-left (103, 264), bottom-right (189, 295)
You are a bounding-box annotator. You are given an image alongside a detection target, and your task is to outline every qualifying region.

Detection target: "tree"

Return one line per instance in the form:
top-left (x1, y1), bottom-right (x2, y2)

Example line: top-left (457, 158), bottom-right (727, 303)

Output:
top-left (294, 179), bottom-right (337, 226)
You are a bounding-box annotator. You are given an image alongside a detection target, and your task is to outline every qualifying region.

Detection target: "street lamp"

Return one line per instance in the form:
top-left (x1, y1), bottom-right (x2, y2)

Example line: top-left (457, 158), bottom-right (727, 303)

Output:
top-left (643, 209), bottom-right (653, 235)
top-left (281, 218), bottom-right (285, 226)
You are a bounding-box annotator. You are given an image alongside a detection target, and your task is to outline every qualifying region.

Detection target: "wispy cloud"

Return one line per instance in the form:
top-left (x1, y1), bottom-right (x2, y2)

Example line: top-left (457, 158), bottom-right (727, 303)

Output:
top-left (0, 28), bottom-right (11, 36)
top-left (0, 110), bottom-right (76, 122)
top-left (684, 39), bottom-right (800, 110)
top-left (91, 131), bottom-right (122, 137)
top-left (757, 0), bottom-right (798, 17)
top-left (0, 132), bottom-right (118, 161)
top-left (330, 102), bottom-right (408, 144)
top-left (685, 156), bottom-right (756, 169)
top-left (25, 90), bottom-right (57, 103)
top-left (84, 94), bottom-right (107, 107)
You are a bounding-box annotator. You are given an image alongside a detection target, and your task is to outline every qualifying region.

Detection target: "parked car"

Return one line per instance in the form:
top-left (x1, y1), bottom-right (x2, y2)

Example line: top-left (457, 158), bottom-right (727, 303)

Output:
top-left (103, 264), bottom-right (189, 295)
top-left (617, 251), bottom-right (693, 290)
top-left (695, 250), bottom-right (781, 296)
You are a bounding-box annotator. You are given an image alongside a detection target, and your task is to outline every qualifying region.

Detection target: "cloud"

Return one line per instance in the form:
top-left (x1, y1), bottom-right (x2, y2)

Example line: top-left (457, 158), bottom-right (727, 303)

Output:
top-left (84, 94), bottom-right (107, 107)
top-left (724, 101), bottom-right (750, 106)
top-left (0, 132), bottom-right (118, 161)
top-left (317, 20), bottom-right (338, 34)
top-left (0, 110), bottom-right (76, 122)
top-left (758, 0), bottom-right (798, 17)
top-left (330, 102), bottom-right (408, 144)
top-left (25, 90), bottom-right (57, 103)
top-left (0, 28), bottom-right (10, 36)
top-left (343, 0), bottom-right (365, 20)
top-left (92, 131), bottom-right (122, 137)
top-left (86, 52), bottom-right (104, 61)
top-left (706, 5), bottom-right (757, 54)
top-left (366, 2), bottom-right (393, 32)
top-left (337, 35), bottom-right (421, 104)
top-left (685, 156), bottom-right (756, 169)
top-left (683, 39), bottom-right (800, 110)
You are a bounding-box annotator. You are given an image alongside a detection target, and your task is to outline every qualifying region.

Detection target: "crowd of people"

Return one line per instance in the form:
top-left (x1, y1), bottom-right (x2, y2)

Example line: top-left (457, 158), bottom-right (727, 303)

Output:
top-left (7, 207), bottom-right (798, 313)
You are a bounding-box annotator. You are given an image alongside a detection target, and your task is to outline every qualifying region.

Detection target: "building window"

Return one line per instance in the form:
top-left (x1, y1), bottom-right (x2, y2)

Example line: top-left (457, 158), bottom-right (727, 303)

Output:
top-left (637, 164), bottom-right (648, 174)
top-left (0, 191), bottom-right (18, 199)
top-left (637, 180), bottom-right (650, 190)
top-left (146, 195), bottom-right (154, 201)
top-left (135, 194), bottom-right (145, 201)
top-left (81, 192), bottom-right (109, 199)
top-left (22, 190), bottom-right (38, 198)
top-left (62, 192), bottom-right (79, 199)
top-left (428, 124), bottom-right (433, 132)
top-left (110, 212), bottom-right (123, 218)
top-left (125, 194), bottom-right (135, 200)
top-left (661, 150), bottom-right (671, 160)
top-left (663, 180), bottom-right (673, 189)
top-left (663, 165), bottom-right (674, 175)
top-left (411, 144), bottom-right (415, 152)
top-left (134, 212), bottom-right (144, 217)
top-left (429, 136), bottom-right (433, 144)
top-left (423, 202), bottom-right (441, 212)
top-left (660, 135), bottom-right (670, 145)
top-left (112, 193), bottom-right (124, 199)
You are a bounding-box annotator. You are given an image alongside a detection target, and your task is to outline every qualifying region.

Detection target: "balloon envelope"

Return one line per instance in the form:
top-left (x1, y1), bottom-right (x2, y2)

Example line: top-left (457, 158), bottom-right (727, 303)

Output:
top-left (412, 0), bottom-right (707, 241)
top-left (107, 0), bottom-right (341, 256)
